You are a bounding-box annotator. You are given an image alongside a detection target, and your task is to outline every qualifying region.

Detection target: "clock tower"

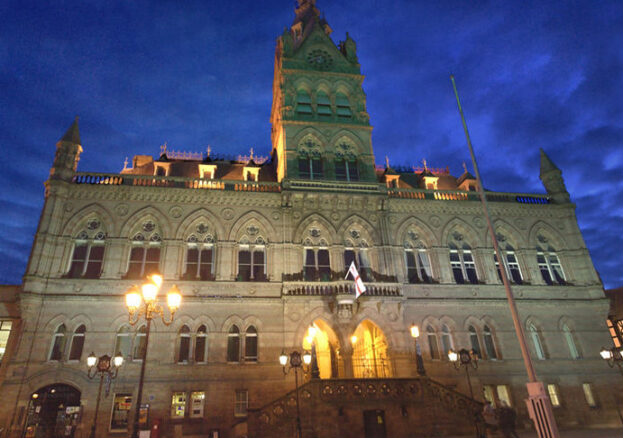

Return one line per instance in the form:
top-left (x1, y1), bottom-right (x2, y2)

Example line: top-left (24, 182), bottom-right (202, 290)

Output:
top-left (270, 0), bottom-right (375, 183)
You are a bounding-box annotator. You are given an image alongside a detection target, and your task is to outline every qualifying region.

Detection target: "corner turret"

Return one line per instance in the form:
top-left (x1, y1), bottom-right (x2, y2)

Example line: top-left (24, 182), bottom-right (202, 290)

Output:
top-left (50, 117), bottom-right (83, 181)
top-left (539, 148), bottom-right (570, 203)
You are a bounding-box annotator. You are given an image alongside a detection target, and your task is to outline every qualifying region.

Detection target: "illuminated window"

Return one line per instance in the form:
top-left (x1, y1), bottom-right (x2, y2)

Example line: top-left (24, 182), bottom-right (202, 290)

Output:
top-left (449, 243), bottom-right (478, 284)
top-left (133, 325), bottom-right (146, 361)
top-left (468, 326), bottom-right (481, 358)
top-left (235, 390), bottom-right (248, 417)
top-left (547, 384), bottom-right (561, 407)
top-left (49, 324), bottom-right (66, 361)
top-left (483, 325), bottom-right (498, 359)
top-left (184, 245), bottom-right (214, 281)
top-left (305, 248), bottom-right (331, 281)
top-left (562, 323), bottom-right (581, 359)
top-left (110, 394), bottom-right (132, 431)
top-left (227, 325), bottom-right (241, 363)
top-left (607, 319), bottom-right (622, 348)
top-left (190, 391), bottom-right (205, 418)
top-left (126, 246), bottom-right (161, 279)
top-left (245, 326), bottom-right (258, 362)
top-left (335, 159), bottom-right (359, 181)
top-left (195, 325), bottom-right (207, 363)
top-left (171, 392), bottom-right (187, 418)
top-left (68, 325), bottom-right (86, 361)
top-left (0, 320), bottom-right (12, 363)
top-left (582, 383), bottom-right (597, 407)
top-left (178, 325), bottom-right (191, 363)
top-left (536, 245), bottom-right (566, 285)
top-left (441, 325), bottom-right (454, 357)
top-left (115, 326), bottom-right (132, 359)
top-left (426, 325), bottom-right (440, 360)
top-left (494, 246), bottom-right (523, 284)
top-left (496, 385), bottom-right (512, 407)
top-left (405, 248), bottom-right (432, 283)
top-left (528, 323), bottom-right (547, 360)
top-left (238, 245), bottom-right (266, 281)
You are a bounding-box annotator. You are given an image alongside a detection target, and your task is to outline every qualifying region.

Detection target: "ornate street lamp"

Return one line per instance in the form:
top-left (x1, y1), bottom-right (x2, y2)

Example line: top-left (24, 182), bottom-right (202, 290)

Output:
top-left (600, 346), bottom-right (623, 373)
top-left (410, 323), bottom-right (426, 376)
top-left (125, 274), bottom-right (181, 438)
top-left (86, 352), bottom-right (123, 438)
top-left (279, 350), bottom-right (312, 438)
top-left (448, 348), bottom-right (481, 438)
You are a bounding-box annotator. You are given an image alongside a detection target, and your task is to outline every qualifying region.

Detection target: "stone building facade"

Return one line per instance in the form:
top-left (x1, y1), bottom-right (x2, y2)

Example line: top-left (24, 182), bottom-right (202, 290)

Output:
top-left (0, 1), bottom-right (620, 437)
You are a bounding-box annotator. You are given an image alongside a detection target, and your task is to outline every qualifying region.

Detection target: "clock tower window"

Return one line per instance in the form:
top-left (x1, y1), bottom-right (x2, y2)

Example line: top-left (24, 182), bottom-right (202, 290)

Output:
top-left (316, 92), bottom-right (332, 117)
top-left (336, 93), bottom-right (352, 118)
top-left (296, 91), bottom-right (313, 115)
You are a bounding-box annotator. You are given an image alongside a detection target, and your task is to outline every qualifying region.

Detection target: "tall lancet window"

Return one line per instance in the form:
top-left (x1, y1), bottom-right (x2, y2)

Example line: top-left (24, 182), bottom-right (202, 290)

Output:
top-left (66, 218), bottom-right (106, 279)
top-left (126, 220), bottom-right (162, 279)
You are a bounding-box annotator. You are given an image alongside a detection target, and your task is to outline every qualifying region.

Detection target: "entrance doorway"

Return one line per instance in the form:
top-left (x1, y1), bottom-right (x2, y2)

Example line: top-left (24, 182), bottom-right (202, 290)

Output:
top-left (23, 384), bottom-right (81, 438)
top-left (302, 320), bottom-right (341, 379)
top-left (363, 409), bottom-right (386, 438)
top-left (352, 320), bottom-right (392, 378)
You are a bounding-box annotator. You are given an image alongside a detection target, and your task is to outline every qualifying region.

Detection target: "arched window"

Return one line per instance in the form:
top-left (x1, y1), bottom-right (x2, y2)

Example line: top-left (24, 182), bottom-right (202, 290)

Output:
top-left (493, 245), bottom-right (523, 284)
top-left (304, 247), bottom-right (331, 281)
top-left (114, 326), bottom-right (131, 359)
top-left (468, 326), bottom-right (481, 358)
top-left (195, 325), bottom-right (207, 363)
top-left (316, 91), bottom-right (332, 117)
top-left (483, 325), bottom-right (498, 359)
top-left (344, 247), bottom-right (370, 281)
top-left (227, 325), bottom-right (241, 363)
top-left (49, 324), bottom-right (67, 361)
top-left (298, 153), bottom-right (324, 180)
top-left (562, 323), bottom-right (581, 359)
top-left (296, 91), bottom-right (312, 115)
top-left (245, 326), bottom-right (258, 362)
top-left (125, 221), bottom-right (162, 279)
top-left (66, 221), bottom-right (106, 279)
top-left (536, 245), bottom-right (566, 285)
top-left (426, 325), bottom-right (440, 360)
top-left (238, 244), bottom-right (266, 281)
top-left (336, 93), bottom-right (352, 119)
top-left (133, 325), bottom-right (147, 361)
top-left (335, 158), bottom-right (359, 181)
top-left (68, 325), bottom-right (86, 361)
top-left (441, 324), bottom-right (454, 357)
top-left (178, 325), bottom-right (191, 363)
top-left (184, 231), bottom-right (215, 281)
top-left (449, 243), bottom-right (478, 284)
top-left (528, 323), bottom-right (547, 360)
top-left (405, 247), bottom-right (432, 283)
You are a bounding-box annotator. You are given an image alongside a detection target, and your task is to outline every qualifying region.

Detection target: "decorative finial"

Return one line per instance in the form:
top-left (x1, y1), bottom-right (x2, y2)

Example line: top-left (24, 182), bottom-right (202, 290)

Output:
top-left (422, 158), bottom-right (428, 172)
top-left (123, 157), bottom-right (128, 170)
top-left (206, 145), bottom-right (211, 158)
top-left (462, 161), bottom-right (468, 174)
top-left (249, 148), bottom-right (254, 160)
top-left (160, 142), bottom-right (168, 155)
top-left (385, 156), bottom-right (390, 168)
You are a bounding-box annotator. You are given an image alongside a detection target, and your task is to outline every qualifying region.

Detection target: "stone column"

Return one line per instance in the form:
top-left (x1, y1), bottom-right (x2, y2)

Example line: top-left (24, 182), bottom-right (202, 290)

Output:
top-left (431, 247), bottom-right (453, 284)
top-left (101, 238), bottom-right (127, 279)
top-left (521, 249), bottom-right (544, 285)
top-left (218, 242), bottom-right (235, 281)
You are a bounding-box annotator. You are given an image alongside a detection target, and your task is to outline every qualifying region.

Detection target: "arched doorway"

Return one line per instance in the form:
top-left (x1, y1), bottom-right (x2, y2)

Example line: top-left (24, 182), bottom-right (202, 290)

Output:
top-left (24, 384), bottom-right (81, 438)
top-left (302, 320), bottom-right (341, 379)
top-left (351, 320), bottom-right (392, 378)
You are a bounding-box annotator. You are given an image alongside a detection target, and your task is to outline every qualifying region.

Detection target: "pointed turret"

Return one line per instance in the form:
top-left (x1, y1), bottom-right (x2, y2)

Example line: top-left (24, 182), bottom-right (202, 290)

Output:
top-left (50, 117), bottom-right (83, 181)
top-left (539, 148), bottom-right (570, 203)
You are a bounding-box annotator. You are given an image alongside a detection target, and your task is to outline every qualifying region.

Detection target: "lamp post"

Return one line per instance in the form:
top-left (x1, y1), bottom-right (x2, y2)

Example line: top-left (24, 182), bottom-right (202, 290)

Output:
top-left (600, 346), bottom-right (623, 374)
top-left (86, 352), bottom-right (123, 438)
top-left (279, 350), bottom-right (312, 438)
top-left (410, 323), bottom-right (426, 376)
top-left (125, 274), bottom-right (181, 438)
top-left (448, 348), bottom-right (480, 438)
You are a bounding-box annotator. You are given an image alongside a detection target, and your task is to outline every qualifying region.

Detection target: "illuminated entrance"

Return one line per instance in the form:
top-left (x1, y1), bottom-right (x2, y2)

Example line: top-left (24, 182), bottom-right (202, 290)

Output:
top-left (24, 384), bottom-right (81, 438)
top-left (352, 320), bottom-right (392, 378)
top-left (302, 320), bottom-right (340, 379)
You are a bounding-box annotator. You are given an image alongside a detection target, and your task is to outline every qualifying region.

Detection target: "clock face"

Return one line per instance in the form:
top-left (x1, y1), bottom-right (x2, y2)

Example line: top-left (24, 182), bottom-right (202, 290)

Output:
top-left (306, 49), bottom-right (333, 70)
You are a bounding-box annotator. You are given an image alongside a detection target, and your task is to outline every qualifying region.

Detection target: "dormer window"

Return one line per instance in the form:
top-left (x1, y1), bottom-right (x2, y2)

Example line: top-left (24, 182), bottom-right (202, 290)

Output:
top-left (154, 163), bottom-right (170, 177)
top-left (199, 164), bottom-right (216, 179)
top-left (423, 175), bottom-right (438, 190)
top-left (244, 168), bottom-right (260, 182)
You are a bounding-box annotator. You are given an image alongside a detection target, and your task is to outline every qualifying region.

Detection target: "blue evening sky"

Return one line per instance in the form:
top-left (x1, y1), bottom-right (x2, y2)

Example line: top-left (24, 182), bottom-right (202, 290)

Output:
top-left (0, 0), bottom-right (621, 288)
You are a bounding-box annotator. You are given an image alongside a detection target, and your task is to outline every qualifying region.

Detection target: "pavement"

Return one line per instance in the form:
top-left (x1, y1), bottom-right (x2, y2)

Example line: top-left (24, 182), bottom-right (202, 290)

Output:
top-left (448, 429), bottom-right (622, 438)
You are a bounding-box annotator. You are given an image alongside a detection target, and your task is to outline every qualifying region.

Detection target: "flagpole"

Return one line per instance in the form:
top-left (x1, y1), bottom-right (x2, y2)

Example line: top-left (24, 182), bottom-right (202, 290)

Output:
top-left (450, 75), bottom-right (560, 438)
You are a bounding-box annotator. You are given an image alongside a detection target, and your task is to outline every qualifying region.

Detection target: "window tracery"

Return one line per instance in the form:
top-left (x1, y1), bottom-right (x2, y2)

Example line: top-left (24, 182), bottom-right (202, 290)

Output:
top-left (66, 217), bottom-right (106, 279)
top-left (184, 222), bottom-right (215, 281)
top-left (126, 219), bottom-right (162, 279)
top-left (403, 229), bottom-right (432, 284)
top-left (448, 232), bottom-right (478, 284)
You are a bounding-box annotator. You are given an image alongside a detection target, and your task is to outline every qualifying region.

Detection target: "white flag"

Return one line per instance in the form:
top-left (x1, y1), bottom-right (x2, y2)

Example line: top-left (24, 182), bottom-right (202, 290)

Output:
top-left (346, 261), bottom-right (367, 299)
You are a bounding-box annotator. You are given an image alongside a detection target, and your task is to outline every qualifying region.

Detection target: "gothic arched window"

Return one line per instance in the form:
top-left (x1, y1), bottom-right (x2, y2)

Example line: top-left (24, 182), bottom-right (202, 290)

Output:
top-left (227, 325), bottom-right (241, 363)
top-left (178, 325), bottom-right (191, 363)
top-left (66, 219), bottom-right (106, 279)
top-left (238, 243), bottom-right (266, 282)
top-left (195, 325), bottom-right (208, 363)
top-left (316, 91), bottom-right (332, 117)
top-left (483, 325), bottom-right (498, 359)
top-left (536, 245), bottom-right (566, 285)
top-left (468, 326), bottom-right (481, 358)
top-left (115, 325), bottom-right (132, 359)
top-left (305, 246), bottom-right (331, 281)
top-left (449, 242), bottom-right (478, 284)
top-left (49, 324), bottom-right (67, 361)
top-left (68, 324), bottom-right (86, 361)
top-left (562, 323), bottom-right (581, 359)
top-left (296, 90), bottom-right (312, 115)
top-left (133, 325), bottom-right (147, 361)
top-left (336, 93), bottom-right (352, 119)
top-left (493, 244), bottom-right (523, 284)
top-left (125, 220), bottom-right (162, 279)
top-left (441, 324), bottom-right (454, 357)
top-left (426, 325), bottom-right (440, 360)
top-left (245, 326), bottom-right (258, 362)
top-left (528, 323), bottom-right (547, 360)
top-left (184, 226), bottom-right (215, 281)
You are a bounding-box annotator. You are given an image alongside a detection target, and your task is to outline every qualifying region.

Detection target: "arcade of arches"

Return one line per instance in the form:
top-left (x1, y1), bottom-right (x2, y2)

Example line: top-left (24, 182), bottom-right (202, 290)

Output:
top-left (302, 319), bottom-right (392, 379)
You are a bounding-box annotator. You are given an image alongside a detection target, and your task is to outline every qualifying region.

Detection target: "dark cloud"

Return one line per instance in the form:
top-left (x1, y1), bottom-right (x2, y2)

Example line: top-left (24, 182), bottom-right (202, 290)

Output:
top-left (1, 0), bottom-right (621, 288)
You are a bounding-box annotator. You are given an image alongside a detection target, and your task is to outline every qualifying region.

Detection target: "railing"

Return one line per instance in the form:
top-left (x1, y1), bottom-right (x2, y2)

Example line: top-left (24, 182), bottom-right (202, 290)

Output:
top-left (388, 187), bottom-right (550, 204)
top-left (282, 280), bottom-right (401, 297)
top-left (72, 172), bottom-right (281, 193)
top-left (286, 179), bottom-right (381, 193)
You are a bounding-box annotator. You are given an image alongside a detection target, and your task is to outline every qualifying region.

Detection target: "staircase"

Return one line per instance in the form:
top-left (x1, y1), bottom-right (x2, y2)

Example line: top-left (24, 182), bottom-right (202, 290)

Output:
top-left (248, 377), bottom-right (483, 438)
